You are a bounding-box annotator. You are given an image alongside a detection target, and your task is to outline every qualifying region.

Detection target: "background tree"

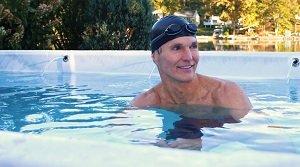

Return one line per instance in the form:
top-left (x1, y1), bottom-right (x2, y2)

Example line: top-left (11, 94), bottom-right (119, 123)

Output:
top-left (2, 0), bottom-right (300, 49)
top-left (0, 0), bottom-right (153, 50)
top-left (211, 0), bottom-right (255, 35)
top-left (81, 0), bottom-right (153, 50)
top-left (272, 0), bottom-right (299, 35)
top-left (180, 0), bottom-right (206, 20)
top-left (198, 0), bottom-right (221, 18)
top-left (239, 0), bottom-right (258, 35)
top-left (0, 3), bottom-right (24, 49)
top-left (180, 0), bottom-right (201, 10)
top-left (54, 0), bottom-right (87, 49)
top-left (151, 0), bottom-right (181, 15)
top-left (256, 0), bottom-right (269, 34)
top-left (257, 0), bottom-right (300, 35)
top-left (1, 0), bottom-right (68, 49)
top-left (24, 0), bottom-right (63, 49)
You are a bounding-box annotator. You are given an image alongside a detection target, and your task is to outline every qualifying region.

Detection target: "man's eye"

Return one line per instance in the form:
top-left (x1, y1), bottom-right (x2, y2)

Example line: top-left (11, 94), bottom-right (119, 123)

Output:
top-left (172, 45), bottom-right (181, 50)
top-left (191, 43), bottom-right (198, 49)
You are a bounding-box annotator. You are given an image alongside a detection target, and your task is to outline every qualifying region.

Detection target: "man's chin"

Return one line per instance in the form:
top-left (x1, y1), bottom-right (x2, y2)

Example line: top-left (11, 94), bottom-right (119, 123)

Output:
top-left (175, 75), bottom-right (195, 83)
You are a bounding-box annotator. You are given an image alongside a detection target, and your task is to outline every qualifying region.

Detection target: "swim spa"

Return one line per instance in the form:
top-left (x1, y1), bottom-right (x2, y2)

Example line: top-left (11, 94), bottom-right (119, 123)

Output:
top-left (0, 50), bottom-right (299, 167)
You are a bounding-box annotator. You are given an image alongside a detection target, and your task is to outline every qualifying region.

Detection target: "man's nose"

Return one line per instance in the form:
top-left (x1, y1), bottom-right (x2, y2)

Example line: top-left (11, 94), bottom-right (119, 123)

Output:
top-left (182, 48), bottom-right (193, 60)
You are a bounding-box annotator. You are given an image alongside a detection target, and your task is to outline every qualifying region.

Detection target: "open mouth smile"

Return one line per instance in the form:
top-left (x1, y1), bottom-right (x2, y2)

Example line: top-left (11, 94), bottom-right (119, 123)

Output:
top-left (177, 65), bottom-right (194, 69)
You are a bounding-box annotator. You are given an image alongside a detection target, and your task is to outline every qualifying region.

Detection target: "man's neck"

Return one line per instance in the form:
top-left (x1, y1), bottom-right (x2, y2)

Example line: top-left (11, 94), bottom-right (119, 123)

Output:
top-left (160, 75), bottom-right (201, 104)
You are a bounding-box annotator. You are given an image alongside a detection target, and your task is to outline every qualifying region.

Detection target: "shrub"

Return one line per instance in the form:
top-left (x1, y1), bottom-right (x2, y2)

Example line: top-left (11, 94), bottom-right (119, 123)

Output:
top-left (0, 4), bottom-right (24, 49)
top-left (0, 0), bottom-right (153, 50)
top-left (80, 0), bottom-right (153, 50)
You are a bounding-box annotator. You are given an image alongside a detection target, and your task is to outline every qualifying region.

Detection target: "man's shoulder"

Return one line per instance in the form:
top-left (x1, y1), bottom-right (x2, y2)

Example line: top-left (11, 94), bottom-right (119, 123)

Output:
top-left (129, 88), bottom-right (160, 108)
top-left (205, 76), bottom-right (252, 110)
top-left (199, 74), bottom-right (238, 86)
top-left (202, 75), bottom-right (241, 96)
top-left (197, 74), bottom-right (234, 89)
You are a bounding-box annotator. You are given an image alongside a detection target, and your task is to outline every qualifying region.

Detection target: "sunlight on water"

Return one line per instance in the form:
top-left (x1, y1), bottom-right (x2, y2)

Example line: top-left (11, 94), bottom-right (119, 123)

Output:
top-left (0, 72), bottom-right (299, 154)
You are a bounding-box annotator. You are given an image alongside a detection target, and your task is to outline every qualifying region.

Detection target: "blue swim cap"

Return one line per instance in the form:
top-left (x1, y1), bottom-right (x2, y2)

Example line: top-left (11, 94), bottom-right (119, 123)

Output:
top-left (150, 15), bottom-right (197, 53)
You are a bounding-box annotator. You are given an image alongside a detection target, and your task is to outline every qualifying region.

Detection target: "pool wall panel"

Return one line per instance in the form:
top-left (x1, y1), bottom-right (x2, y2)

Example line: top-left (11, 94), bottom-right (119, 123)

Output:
top-left (0, 50), bottom-right (299, 79)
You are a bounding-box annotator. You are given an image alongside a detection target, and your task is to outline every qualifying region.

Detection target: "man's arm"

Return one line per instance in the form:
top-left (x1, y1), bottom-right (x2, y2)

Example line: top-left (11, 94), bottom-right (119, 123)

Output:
top-left (218, 81), bottom-right (252, 119)
top-left (224, 81), bottom-right (252, 109)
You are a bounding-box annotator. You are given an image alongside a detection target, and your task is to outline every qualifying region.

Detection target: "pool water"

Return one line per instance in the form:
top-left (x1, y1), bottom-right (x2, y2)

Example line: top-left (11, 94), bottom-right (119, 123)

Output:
top-left (0, 72), bottom-right (299, 154)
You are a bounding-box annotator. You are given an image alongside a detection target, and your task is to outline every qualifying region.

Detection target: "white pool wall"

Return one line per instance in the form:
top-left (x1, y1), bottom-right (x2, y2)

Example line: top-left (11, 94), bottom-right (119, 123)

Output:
top-left (1, 131), bottom-right (299, 167)
top-left (0, 50), bottom-right (299, 79)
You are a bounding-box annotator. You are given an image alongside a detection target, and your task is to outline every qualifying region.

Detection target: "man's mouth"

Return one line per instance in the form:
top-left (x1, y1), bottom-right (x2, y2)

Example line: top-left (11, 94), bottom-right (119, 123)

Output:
top-left (177, 65), bottom-right (193, 69)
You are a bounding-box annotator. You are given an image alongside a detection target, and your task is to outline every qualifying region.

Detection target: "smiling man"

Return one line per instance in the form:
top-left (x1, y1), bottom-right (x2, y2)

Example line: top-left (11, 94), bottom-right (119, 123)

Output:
top-left (130, 15), bottom-right (252, 111)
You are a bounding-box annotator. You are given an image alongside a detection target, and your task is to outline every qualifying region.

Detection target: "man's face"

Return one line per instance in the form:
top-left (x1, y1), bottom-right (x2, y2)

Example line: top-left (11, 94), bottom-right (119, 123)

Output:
top-left (152, 36), bottom-right (199, 83)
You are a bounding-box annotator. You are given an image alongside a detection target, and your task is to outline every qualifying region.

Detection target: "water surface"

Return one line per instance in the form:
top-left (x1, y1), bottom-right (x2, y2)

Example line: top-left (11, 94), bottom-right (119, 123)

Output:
top-left (198, 40), bottom-right (300, 52)
top-left (0, 72), bottom-right (299, 153)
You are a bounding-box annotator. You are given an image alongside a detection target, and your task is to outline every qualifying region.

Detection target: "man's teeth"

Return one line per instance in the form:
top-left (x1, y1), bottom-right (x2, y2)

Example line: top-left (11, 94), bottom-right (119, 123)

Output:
top-left (178, 65), bottom-right (192, 69)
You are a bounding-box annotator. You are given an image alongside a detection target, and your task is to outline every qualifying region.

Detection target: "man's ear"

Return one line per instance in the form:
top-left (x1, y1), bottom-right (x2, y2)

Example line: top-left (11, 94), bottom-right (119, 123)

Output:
top-left (152, 51), bottom-right (158, 65)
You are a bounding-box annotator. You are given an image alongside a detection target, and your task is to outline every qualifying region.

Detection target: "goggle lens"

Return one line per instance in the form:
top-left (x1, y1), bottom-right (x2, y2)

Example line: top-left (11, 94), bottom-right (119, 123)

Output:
top-left (165, 24), bottom-right (182, 35)
top-left (152, 23), bottom-right (197, 44)
top-left (186, 23), bottom-right (197, 33)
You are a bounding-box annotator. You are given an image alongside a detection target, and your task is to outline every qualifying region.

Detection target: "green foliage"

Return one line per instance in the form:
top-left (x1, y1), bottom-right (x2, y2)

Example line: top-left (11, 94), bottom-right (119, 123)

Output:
top-left (152, 0), bottom-right (181, 15)
top-left (25, 0), bottom-right (62, 49)
top-left (223, 27), bottom-right (232, 36)
top-left (152, 0), bottom-right (300, 35)
top-left (1, 0), bottom-right (300, 49)
top-left (255, 0), bottom-right (300, 35)
top-left (0, 0), bottom-right (153, 50)
top-left (0, 3), bottom-right (24, 49)
top-left (0, 0), bottom-right (64, 49)
top-left (53, 0), bottom-right (87, 49)
top-left (81, 0), bottom-right (153, 50)
top-left (210, 0), bottom-right (256, 34)
top-left (240, 0), bottom-right (258, 28)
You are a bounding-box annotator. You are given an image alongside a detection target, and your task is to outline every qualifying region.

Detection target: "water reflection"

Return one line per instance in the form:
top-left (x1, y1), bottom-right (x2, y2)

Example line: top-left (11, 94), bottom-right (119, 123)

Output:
top-left (289, 85), bottom-right (299, 103)
top-left (153, 104), bottom-right (250, 151)
top-left (198, 40), bottom-right (300, 52)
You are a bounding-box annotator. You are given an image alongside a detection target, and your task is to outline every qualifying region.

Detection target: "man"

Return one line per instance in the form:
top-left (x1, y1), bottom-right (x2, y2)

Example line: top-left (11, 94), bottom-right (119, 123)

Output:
top-left (130, 15), bottom-right (252, 111)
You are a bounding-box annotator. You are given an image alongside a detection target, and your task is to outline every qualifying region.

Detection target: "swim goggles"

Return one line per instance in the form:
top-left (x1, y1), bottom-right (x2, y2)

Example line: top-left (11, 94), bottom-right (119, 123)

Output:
top-left (151, 23), bottom-right (197, 44)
